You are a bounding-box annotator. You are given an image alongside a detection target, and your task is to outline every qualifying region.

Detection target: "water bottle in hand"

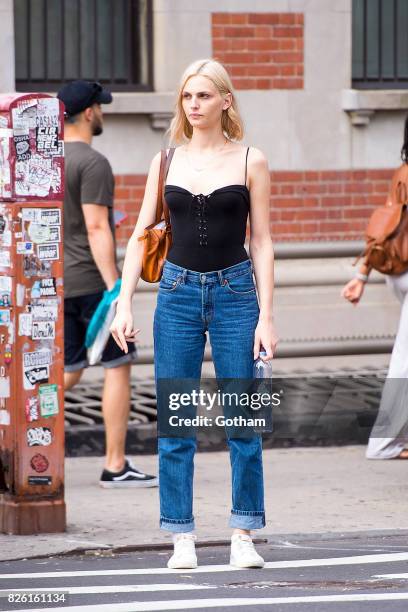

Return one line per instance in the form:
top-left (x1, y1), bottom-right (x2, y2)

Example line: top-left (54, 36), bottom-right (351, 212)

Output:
top-left (253, 350), bottom-right (273, 433)
top-left (254, 350), bottom-right (273, 379)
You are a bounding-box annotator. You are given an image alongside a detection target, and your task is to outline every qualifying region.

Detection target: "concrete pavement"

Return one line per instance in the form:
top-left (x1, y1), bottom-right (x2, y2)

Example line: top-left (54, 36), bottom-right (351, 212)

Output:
top-left (0, 446), bottom-right (407, 562)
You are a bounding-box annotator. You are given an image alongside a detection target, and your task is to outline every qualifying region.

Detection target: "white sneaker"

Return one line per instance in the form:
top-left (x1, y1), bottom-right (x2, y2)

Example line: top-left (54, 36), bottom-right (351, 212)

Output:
top-left (167, 533), bottom-right (198, 569)
top-left (230, 533), bottom-right (265, 568)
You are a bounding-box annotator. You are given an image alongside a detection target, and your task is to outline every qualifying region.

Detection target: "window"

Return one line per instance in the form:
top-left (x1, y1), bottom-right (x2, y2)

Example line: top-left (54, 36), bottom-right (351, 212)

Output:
top-left (14, 0), bottom-right (153, 92)
top-left (352, 0), bottom-right (408, 89)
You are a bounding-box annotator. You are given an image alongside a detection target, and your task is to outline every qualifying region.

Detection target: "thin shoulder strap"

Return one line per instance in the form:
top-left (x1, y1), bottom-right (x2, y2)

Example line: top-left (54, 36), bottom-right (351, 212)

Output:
top-left (244, 147), bottom-right (250, 187)
top-left (164, 147), bottom-right (176, 180)
top-left (156, 147), bottom-right (176, 225)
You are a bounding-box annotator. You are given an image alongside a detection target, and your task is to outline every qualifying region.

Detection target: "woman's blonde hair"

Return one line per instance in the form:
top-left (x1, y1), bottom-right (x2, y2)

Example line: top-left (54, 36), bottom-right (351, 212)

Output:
top-left (169, 59), bottom-right (244, 144)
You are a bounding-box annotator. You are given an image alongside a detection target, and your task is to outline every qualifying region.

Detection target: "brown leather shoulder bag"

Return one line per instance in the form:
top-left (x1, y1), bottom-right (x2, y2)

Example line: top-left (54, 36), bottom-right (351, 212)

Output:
top-left (138, 148), bottom-right (175, 282)
top-left (357, 164), bottom-right (408, 275)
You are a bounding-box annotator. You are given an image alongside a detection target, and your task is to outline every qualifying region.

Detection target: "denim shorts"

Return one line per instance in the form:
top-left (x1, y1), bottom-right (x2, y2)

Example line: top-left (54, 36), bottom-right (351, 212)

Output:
top-left (64, 292), bottom-right (137, 372)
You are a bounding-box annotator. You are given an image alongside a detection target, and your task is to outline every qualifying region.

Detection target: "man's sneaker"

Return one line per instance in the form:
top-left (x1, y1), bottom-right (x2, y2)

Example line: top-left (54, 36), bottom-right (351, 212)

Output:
top-left (230, 533), bottom-right (265, 568)
top-left (99, 459), bottom-right (158, 488)
top-left (167, 533), bottom-right (198, 569)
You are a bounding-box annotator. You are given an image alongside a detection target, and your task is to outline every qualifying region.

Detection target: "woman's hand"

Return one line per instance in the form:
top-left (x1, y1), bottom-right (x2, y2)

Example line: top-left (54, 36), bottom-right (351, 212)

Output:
top-left (110, 307), bottom-right (140, 353)
top-left (254, 318), bottom-right (279, 361)
top-left (341, 278), bottom-right (365, 306)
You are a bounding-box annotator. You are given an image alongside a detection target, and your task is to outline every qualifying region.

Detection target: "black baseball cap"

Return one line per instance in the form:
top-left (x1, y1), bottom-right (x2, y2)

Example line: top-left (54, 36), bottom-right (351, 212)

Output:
top-left (57, 80), bottom-right (112, 117)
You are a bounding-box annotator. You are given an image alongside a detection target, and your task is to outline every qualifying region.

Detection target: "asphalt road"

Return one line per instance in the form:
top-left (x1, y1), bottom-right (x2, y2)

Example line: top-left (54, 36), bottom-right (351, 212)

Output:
top-left (0, 532), bottom-right (408, 611)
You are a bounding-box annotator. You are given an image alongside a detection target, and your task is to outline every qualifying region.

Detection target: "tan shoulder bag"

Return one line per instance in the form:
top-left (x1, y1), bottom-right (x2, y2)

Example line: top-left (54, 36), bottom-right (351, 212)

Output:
top-left (138, 148), bottom-right (175, 282)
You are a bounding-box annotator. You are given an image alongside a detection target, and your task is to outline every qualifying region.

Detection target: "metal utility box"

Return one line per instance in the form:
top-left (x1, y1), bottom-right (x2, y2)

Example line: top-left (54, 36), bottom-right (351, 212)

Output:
top-left (0, 94), bottom-right (65, 534)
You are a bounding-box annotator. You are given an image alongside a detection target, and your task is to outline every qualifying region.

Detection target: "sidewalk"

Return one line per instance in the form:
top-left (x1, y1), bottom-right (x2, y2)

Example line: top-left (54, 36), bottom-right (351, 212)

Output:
top-left (1, 446), bottom-right (407, 561)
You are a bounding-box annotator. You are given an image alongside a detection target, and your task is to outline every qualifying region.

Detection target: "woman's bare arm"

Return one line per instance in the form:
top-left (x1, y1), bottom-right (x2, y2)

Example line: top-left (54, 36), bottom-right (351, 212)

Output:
top-left (247, 147), bottom-right (278, 359)
top-left (117, 152), bottom-right (162, 311)
top-left (110, 152), bottom-right (162, 351)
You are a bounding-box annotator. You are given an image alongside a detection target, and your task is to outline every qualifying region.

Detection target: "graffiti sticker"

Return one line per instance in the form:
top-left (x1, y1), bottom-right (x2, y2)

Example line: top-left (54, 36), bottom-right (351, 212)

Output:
top-left (25, 396), bottom-right (39, 422)
top-left (26, 426), bottom-right (52, 447)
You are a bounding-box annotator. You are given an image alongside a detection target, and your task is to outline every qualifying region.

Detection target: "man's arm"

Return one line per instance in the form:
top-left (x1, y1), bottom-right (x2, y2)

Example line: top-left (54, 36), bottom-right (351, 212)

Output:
top-left (82, 204), bottom-right (118, 291)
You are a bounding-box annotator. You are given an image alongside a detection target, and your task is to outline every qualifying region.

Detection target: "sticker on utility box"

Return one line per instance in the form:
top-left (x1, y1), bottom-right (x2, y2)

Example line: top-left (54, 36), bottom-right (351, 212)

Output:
top-left (31, 298), bottom-right (58, 321)
top-left (0, 409), bottom-right (10, 425)
top-left (22, 209), bottom-right (42, 223)
top-left (26, 396), bottom-right (40, 422)
top-left (28, 475), bottom-right (52, 486)
top-left (37, 243), bottom-right (59, 261)
top-left (0, 251), bottom-right (11, 268)
top-left (28, 223), bottom-right (51, 244)
top-left (27, 426), bottom-right (52, 447)
top-left (30, 278), bottom-right (57, 298)
top-left (36, 126), bottom-right (59, 154)
top-left (0, 377), bottom-right (10, 398)
top-left (23, 350), bottom-right (52, 390)
top-left (23, 350), bottom-right (52, 368)
top-left (22, 208), bottom-right (61, 226)
top-left (17, 241), bottom-right (34, 254)
top-left (0, 277), bottom-right (12, 293)
top-left (24, 366), bottom-right (49, 389)
top-left (0, 310), bottom-right (10, 325)
top-left (32, 320), bottom-right (55, 340)
top-left (39, 384), bottom-right (59, 417)
top-left (18, 313), bottom-right (33, 336)
top-left (30, 453), bottom-right (49, 473)
top-left (48, 225), bottom-right (61, 242)
top-left (39, 209), bottom-right (61, 226)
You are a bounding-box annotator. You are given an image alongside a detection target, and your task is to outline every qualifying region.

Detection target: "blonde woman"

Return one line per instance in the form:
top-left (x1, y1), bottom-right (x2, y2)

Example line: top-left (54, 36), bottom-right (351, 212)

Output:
top-left (110, 59), bottom-right (278, 569)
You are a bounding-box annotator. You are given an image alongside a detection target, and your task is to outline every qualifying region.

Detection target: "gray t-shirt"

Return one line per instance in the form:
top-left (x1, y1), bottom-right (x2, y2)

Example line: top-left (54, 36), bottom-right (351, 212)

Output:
top-left (64, 141), bottom-right (116, 298)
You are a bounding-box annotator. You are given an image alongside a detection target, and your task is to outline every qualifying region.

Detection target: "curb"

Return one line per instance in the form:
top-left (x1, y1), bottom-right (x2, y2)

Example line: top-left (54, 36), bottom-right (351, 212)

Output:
top-left (2, 529), bottom-right (408, 563)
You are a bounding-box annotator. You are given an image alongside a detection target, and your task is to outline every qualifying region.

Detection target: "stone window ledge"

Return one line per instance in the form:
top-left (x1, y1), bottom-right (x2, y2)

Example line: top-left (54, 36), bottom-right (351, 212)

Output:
top-left (102, 92), bottom-right (174, 129)
top-left (342, 89), bottom-right (408, 126)
top-left (46, 90), bottom-right (175, 130)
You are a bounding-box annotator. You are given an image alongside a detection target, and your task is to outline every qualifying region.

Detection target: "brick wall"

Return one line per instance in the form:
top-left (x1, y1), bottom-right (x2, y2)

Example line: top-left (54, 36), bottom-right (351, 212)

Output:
top-left (211, 12), bottom-right (304, 90)
top-left (268, 169), bottom-right (392, 241)
top-left (114, 169), bottom-right (393, 247)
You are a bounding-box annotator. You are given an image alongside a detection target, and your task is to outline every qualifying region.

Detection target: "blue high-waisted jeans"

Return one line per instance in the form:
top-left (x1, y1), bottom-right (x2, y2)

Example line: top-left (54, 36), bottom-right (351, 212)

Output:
top-left (153, 258), bottom-right (265, 533)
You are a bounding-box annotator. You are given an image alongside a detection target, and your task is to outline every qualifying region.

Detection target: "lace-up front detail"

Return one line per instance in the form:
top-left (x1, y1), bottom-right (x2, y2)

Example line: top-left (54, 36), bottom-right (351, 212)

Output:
top-left (193, 193), bottom-right (209, 247)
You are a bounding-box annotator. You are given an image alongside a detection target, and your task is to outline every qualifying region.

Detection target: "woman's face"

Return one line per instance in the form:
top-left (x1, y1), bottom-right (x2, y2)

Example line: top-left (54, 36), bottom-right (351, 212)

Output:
top-left (181, 75), bottom-right (231, 131)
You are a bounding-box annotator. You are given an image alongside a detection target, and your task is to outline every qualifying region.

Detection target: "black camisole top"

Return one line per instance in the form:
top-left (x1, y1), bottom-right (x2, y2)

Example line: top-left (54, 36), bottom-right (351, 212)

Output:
top-left (164, 148), bottom-right (250, 272)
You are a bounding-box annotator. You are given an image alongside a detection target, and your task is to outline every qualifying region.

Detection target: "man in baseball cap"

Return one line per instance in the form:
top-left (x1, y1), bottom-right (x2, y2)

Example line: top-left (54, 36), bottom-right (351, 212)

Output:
top-left (58, 80), bottom-right (112, 115)
top-left (57, 80), bottom-right (112, 135)
top-left (57, 80), bottom-right (158, 489)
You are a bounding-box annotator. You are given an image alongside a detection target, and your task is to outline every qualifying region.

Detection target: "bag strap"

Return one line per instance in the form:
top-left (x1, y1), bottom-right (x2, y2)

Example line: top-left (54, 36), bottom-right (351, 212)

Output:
top-left (397, 180), bottom-right (408, 205)
top-left (156, 147), bottom-right (176, 225)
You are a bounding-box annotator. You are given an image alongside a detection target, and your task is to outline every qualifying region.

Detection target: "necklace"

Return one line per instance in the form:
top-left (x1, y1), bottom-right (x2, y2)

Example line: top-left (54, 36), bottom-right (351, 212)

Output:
top-left (185, 139), bottom-right (229, 173)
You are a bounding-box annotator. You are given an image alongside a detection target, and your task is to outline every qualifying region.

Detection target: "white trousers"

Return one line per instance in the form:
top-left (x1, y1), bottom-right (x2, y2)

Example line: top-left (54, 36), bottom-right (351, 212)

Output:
top-left (366, 270), bottom-right (408, 458)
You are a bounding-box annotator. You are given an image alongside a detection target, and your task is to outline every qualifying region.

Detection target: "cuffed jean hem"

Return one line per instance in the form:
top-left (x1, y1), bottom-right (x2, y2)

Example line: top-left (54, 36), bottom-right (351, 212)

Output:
top-left (229, 511), bottom-right (265, 530)
top-left (160, 517), bottom-right (195, 533)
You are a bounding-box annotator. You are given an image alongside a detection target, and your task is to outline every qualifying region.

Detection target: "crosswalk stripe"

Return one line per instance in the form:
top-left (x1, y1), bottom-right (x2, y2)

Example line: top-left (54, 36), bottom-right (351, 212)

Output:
top-left (2, 551), bottom-right (408, 579)
top-left (373, 573), bottom-right (408, 580)
top-left (1, 584), bottom-right (216, 594)
top-left (10, 592), bottom-right (408, 612)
